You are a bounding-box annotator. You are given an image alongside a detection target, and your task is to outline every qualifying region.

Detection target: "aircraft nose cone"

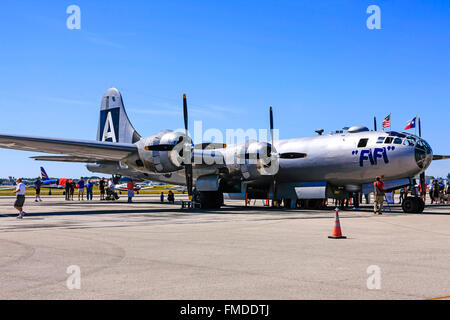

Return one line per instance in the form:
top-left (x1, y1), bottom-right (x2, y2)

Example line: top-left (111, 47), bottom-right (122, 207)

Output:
top-left (415, 139), bottom-right (433, 170)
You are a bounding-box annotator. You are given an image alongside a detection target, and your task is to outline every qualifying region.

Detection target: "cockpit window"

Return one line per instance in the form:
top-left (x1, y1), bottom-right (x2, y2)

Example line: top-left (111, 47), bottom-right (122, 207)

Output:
top-left (389, 131), bottom-right (407, 138)
top-left (393, 138), bottom-right (402, 144)
top-left (403, 139), bottom-right (414, 146)
top-left (357, 138), bottom-right (369, 148)
top-left (384, 137), bottom-right (394, 144)
top-left (376, 137), bottom-right (385, 144)
top-left (416, 140), bottom-right (432, 154)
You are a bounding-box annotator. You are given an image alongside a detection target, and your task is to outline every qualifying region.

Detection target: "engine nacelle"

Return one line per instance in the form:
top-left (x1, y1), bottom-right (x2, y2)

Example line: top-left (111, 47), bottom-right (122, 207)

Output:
top-left (224, 141), bottom-right (279, 181)
top-left (134, 130), bottom-right (189, 173)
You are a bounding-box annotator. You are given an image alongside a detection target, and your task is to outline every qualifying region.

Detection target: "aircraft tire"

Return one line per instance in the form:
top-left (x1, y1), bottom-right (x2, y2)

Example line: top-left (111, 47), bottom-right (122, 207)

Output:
top-left (199, 191), bottom-right (223, 209)
top-left (415, 197), bottom-right (425, 213)
top-left (402, 197), bottom-right (418, 213)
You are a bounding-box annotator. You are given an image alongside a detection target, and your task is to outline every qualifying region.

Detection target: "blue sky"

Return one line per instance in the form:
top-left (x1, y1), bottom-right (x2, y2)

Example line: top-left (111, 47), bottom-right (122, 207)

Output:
top-left (0, 0), bottom-right (449, 178)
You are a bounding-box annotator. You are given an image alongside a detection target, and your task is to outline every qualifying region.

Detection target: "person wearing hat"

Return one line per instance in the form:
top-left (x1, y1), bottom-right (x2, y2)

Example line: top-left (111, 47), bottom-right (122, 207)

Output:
top-left (373, 176), bottom-right (385, 215)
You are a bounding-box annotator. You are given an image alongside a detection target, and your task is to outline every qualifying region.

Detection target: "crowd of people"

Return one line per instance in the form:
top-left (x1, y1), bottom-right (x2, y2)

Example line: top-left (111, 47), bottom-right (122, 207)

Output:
top-left (11, 176), bottom-right (178, 219)
top-left (9, 173), bottom-right (449, 219)
top-left (428, 179), bottom-right (450, 204)
top-left (64, 177), bottom-right (96, 201)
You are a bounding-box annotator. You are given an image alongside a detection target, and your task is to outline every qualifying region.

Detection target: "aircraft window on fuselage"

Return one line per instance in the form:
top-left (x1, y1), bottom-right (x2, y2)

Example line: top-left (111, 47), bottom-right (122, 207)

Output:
top-left (384, 137), bottom-right (394, 144)
top-left (357, 138), bottom-right (369, 148)
top-left (376, 137), bottom-right (385, 144)
top-left (403, 139), bottom-right (414, 146)
top-left (393, 138), bottom-right (402, 144)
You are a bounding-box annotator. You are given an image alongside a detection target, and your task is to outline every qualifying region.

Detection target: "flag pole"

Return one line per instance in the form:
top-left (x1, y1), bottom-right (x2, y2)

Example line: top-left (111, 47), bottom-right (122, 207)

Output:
top-left (389, 113), bottom-right (392, 132)
top-left (418, 117), bottom-right (421, 137)
top-left (415, 115), bottom-right (418, 136)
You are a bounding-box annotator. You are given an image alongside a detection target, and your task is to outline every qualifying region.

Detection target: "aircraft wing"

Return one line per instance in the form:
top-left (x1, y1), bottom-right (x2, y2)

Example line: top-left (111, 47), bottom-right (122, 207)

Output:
top-left (0, 134), bottom-right (137, 161)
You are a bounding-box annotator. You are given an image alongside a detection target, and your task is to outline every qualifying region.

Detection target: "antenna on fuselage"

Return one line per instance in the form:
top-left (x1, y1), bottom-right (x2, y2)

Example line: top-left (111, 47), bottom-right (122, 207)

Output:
top-left (374, 116), bottom-right (377, 131)
top-left (315, 129), bottom-right (324, 136)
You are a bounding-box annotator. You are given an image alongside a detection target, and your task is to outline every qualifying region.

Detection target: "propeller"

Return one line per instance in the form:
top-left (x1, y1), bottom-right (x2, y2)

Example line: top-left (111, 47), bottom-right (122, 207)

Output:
top-left (269, 106), bottom-right (278, 206)
top-left (418, 117), bottom-right (427, 198)
top-left (182, 94), bottom-right (194, 200)
top-left (145, 144), bottom-right (176, 151)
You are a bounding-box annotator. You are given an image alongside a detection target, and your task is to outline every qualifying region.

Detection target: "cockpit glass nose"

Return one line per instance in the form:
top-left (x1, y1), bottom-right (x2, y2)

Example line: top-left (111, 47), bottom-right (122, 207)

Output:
top-left (415, 140), bottom-right (432, 154)
top-left (415, 139), bottom-right (432, 169)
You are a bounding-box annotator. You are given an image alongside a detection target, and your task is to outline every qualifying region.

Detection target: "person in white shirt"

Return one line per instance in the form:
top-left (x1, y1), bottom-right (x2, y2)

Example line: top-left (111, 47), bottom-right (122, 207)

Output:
top-left (108, 178), bottom-right (115, 190)
top-left (14, 178), bottom-right (26, 219)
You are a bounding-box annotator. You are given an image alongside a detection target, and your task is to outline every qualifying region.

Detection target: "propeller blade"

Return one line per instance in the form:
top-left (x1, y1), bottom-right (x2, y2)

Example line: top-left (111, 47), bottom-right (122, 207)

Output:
top-left (182, 93), bottom-right (193, 199)
top-left (417, 117), bottom-right (426, 197)
top-left (183, 94), bottom-right (188, 132)
top-left (433, 155), bottom-right (450, 160)
top-left (269, 106), bottom-right (277, 205)
top-left (194, 143), bottom-right (227, 150)
top-left (269, 106), bottom-right (274, 145)
top-left (145, 144), bottom-right (176, 151)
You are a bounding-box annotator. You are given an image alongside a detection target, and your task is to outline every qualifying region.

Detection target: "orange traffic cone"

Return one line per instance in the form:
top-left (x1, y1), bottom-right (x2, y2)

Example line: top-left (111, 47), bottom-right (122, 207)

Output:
top-left (328, 208), bottom-right (347, 239)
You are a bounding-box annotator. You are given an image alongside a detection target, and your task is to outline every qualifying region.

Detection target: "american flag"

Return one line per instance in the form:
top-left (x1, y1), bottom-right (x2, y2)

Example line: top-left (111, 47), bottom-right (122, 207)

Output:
top-left (382, 114), bottom-right (391, 130)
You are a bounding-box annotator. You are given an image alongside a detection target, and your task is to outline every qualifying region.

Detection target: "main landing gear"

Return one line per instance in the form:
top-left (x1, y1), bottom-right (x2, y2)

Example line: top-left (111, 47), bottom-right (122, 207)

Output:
top-left (402, 196), bottom-right (425, 213)
top-left (196, 191), bottom-right (224, 209)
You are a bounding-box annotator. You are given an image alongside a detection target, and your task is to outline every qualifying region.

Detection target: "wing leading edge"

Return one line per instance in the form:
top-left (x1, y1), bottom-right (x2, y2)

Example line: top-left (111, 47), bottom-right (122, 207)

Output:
top-left (0, 134), bottom-right (137, 162)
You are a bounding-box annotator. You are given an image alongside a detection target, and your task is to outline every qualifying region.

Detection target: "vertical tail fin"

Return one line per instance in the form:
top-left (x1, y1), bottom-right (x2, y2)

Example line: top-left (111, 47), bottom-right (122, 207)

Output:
top-left (40, 167), bottom-right (49, 180)
top-left (97, 88), bottom-right (141, 144)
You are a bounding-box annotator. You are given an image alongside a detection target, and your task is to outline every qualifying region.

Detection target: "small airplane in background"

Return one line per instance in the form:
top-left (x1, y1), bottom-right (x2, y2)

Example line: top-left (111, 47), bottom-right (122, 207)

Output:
top-left (0, 185), bottom-right (16, 191)
top-left (26, 167), bottom-right (65, 189)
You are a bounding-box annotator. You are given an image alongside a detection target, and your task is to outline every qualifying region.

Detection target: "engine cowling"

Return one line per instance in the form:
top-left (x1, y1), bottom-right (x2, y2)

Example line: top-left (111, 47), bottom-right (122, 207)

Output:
top-left (134, 130), bottom-right (189, 173)
top-left (224, 141), bottom-right (279, 181)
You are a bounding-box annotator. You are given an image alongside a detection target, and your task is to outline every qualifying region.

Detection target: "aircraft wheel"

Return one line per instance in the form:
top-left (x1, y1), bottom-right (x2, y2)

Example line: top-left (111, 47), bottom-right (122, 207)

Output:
top-left (402, 197), bottom-right (418, 213)
top-left (415, 197), bottom-right (425, 213)
top-left (199, 191), bottom-right (223, 209)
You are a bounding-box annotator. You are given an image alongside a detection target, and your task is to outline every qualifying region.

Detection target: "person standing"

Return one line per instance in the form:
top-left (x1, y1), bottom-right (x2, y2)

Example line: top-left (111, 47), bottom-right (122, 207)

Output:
top-left (429, 181), bottom-right (434, 204)
top-left (373, 176), bottom-right (385, 215)
top-left (34, 176), bottom-right (42, 202)
top-left (99, 178), bottom-right (106, 200)
top-left (399, 187), bottom-right (406, 204)
top-left (444, 181), bottom-right (450, 204)
top-left (14, 178), bottom-right (26, 219)
top-left (168, 190), bottom-right (175, 203)
top-left (86, 179), bottom-right (93, 201)
top-left (64, 179), bottom-right (70, 201)
top-left (78, 177), bottom-right (85, 201)
top-left (160, 192), bottom-right (164, 203)
top-left (127, 179), bottom-right (135, 203)
top-left (69, 180), bottom-right (75, 200)
top-left (432, 180), bottom-right (440, 204)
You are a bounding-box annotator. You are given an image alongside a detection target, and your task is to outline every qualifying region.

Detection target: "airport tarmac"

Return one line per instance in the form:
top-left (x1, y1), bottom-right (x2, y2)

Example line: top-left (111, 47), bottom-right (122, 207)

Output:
top-left (0, 195), bottom-right (449, 300)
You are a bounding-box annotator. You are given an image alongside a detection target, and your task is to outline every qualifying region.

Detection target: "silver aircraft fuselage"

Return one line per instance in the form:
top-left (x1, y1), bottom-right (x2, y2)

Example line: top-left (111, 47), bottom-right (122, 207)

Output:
top-left (96, 128), bottom-right (433, 190)
top-left (274, 130), bottom-right (432, 186)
